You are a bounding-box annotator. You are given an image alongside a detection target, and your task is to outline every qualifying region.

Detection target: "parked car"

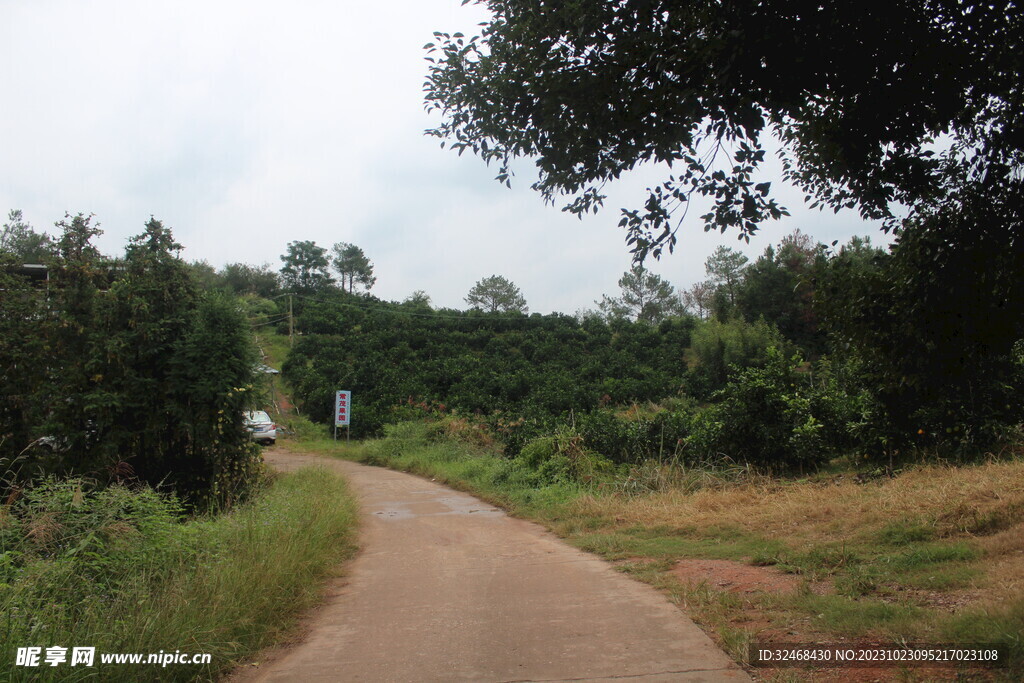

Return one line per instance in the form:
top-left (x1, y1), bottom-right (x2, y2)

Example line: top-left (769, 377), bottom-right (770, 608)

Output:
top-left (244, 410), bottom-right (276, 445)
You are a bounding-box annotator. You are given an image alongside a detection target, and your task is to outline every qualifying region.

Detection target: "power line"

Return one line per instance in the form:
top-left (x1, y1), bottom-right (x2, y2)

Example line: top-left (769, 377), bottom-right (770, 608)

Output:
top-left (249, 315), bottom-right (290, 328)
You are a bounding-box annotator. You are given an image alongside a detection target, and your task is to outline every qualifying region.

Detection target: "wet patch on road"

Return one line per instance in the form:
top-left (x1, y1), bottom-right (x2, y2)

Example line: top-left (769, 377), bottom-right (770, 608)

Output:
top-left (370, 493), bottom-right (504, 521)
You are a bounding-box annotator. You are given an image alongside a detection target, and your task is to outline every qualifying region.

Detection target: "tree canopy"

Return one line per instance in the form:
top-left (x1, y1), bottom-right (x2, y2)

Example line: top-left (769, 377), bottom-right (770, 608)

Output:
top-left (1, 210), bottom-right (55, 263)
top-left (703, 246), bottom-right (749, 308)
top-left (424, 1), bottom-right (1022, 258)
top-left (280, 240), bottom-right (333, 294)
top-left (596, 266), bottom-right (681, 324)
top-left (331, 242), bottom-right (376, 294)
top-left (220, 262), bottom-right (280, 297)
top-left (735, 230), bottom-right (822, 352)
top-left (465, 275), bottom-right (528, 313)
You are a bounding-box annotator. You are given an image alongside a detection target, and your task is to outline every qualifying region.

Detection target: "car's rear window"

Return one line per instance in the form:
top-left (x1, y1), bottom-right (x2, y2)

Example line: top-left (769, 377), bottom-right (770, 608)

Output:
top-left (247, 411), bottom-right (272, 423)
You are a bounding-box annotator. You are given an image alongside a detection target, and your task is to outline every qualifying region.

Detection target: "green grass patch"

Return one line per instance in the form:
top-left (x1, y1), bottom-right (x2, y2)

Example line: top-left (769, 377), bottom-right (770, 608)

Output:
top-left (791, 593), bottom-right (924, 636)
top-left (0, 466), bottom-right (358, 681)
top-left (878, 542), bottom-right (977, 570)
top-left (777, 544), bottom-right (863, 578)
top-left (571, 531), bottom-right (778, 563)
top-left (943, 598), bottom-right (1024, 670)
top-left (877, 521), bottom-right (937, 545)
top-left (255, 329), bottom-right (292, 370)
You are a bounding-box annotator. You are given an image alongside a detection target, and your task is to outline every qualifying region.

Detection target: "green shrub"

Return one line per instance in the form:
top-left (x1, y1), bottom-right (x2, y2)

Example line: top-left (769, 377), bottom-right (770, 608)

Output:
top-left (509, 428), bottom-right (616, 485)
top-left (689, 317), bottom-right (785, 394)
top-left (684, 348), bottom-right (828, 470)
top-left (572, 405), bottom-right (694, 465)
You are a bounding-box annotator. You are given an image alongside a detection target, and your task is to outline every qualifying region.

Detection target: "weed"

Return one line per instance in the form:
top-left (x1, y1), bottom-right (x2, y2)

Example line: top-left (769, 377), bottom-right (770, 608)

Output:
top-left (0, 466), bottom-right (357, 681)
top-left (792, 593), bottom-right (923, 636)
top-left (878, 522), bottom-right (936, 545)
top-left (719, 625), bottom-right (754, 664)
top-left (835, 566), bottom-right (882, 597)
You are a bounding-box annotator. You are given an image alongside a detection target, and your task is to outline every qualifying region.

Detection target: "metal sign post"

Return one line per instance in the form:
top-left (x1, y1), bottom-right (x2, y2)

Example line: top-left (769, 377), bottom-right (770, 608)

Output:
top-left (334, 390), bottom-right (351, 441)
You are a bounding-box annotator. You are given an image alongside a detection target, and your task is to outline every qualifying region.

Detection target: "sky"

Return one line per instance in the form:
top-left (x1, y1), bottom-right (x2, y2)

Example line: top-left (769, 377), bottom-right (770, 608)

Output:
top-left (1, 0), bottom-right (888, 314)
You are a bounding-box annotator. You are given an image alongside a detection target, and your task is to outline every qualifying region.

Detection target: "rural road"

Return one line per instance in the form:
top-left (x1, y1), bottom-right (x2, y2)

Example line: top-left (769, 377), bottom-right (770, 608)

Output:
top-left (237, 449), bottom-right (750, 682)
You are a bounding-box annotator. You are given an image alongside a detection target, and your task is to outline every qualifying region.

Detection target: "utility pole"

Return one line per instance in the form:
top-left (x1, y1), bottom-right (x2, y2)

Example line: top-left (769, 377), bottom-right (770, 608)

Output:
top-left (289, 295), bottom-right (294, 348)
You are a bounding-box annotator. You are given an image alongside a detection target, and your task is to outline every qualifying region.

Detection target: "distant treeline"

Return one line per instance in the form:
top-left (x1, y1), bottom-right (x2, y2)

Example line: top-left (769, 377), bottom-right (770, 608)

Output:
top-left (279, 229), bottom-right (1022, 469)
top-left (4, 206), bottom-right (1020, 474)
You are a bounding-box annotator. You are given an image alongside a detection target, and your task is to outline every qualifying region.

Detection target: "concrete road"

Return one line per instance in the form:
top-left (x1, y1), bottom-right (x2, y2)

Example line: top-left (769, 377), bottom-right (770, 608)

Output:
top-left (239, 449), bottom-right (750, 682)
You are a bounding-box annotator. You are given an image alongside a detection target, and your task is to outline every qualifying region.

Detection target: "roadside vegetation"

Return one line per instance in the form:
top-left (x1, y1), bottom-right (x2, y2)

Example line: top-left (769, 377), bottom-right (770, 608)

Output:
top-left (308, 419), bottom-right (1023, 676)
top-left (0, 466), bottom-right (358, 681)
top-left (1, 218), bottom-right (358, 680)
top-left (1, 215), bottom-right (263, 507)
top-left (277, 229), bottom-right (1022, 474)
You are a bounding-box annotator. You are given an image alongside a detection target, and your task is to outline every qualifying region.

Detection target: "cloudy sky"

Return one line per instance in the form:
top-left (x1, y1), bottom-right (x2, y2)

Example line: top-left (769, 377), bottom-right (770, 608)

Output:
top-left (1, 0), bottom-right (886, 314)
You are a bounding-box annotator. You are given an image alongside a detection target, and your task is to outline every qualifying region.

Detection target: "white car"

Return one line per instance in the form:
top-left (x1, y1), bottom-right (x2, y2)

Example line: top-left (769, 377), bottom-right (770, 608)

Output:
top-left (244, 410), bottom-right (277, 445)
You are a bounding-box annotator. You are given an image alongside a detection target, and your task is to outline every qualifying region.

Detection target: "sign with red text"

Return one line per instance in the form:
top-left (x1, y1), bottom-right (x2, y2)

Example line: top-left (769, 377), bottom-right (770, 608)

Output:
top-left (334, 390), bottom-right (351, 427)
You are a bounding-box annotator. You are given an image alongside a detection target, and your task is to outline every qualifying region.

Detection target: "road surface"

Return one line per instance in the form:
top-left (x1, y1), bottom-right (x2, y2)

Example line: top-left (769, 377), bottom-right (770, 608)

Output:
top-left (235, 449), bottom-right (749, 682)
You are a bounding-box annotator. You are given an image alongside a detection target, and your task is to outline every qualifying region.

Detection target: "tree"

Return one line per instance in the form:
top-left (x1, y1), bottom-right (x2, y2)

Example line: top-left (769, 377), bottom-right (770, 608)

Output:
top-left (465, 275), bottom-right (528, 313)
top-left (597, 266), bottom-right (681, 324)
top-left (90, 218), bottom-right (199, 476)
top-left (0, 250), bottom-right (48, 464)
top-left (735, 230), bottom-right (823, 351)
top-left (0, 210), bottom-right (54, 262)
top-left (704, 246), bottom-right (749, 310)
top-left (175, 291), bottom-right (261, 507)
top-left (220, 262), bottom-right (280, 297)
top-left (680, 281), bottom-right (713, 320)
top-left (44, 214), bottom-right (108, 464)
top-left (425, 2), bottom-right (1021, 259)
top-left (331, 242), bottom-right (376, 294)
top-left (817, 216), bottom-right (1024, 453)
top-left (689, 317), bottom-right (785, 393)
top-left (5, 216), bottom-right (261, 504)
top-left (188, 260), bottom-right (222, 290)
top-left (403, 290), bottom-right (432, 308)
top-left (280, 240), bottom-right (333, 294)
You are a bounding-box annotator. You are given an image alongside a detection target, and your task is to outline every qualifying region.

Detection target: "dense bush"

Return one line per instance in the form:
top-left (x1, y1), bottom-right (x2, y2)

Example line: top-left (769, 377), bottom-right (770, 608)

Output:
top-left (688, 317), bottom-right (785, 395)
top-left (684, 349), bottom-right (829, 470)
top-left (507, 428), bottom-right (616, 486)
top-left (815, 221), bottom-right (1024, 455)
top-left (283, 292), bottom-right (694, 437)
top-left (572, 407), bottom-right (692, 465)
top-left (1, 216), bottom-right (260, 506)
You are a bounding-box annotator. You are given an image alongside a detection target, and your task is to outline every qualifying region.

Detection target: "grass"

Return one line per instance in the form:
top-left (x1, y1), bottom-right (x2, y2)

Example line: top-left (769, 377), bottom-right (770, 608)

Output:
top-left (0, 465), bottom-right (358, 681)
top-left (314, 419), bottom-right (1024, 677)
top-left (255, 329), bottom-right (292, 370)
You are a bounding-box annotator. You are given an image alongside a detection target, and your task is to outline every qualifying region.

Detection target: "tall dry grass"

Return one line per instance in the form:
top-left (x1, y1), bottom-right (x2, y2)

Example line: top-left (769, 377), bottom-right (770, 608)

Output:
top-left (573, 460), bottom-right (1024, 543)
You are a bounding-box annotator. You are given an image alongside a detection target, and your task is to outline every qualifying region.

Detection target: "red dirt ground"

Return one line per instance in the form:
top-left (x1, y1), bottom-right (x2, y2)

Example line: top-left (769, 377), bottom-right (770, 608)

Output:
top-left (672, 558), bottom-right (805, 595)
